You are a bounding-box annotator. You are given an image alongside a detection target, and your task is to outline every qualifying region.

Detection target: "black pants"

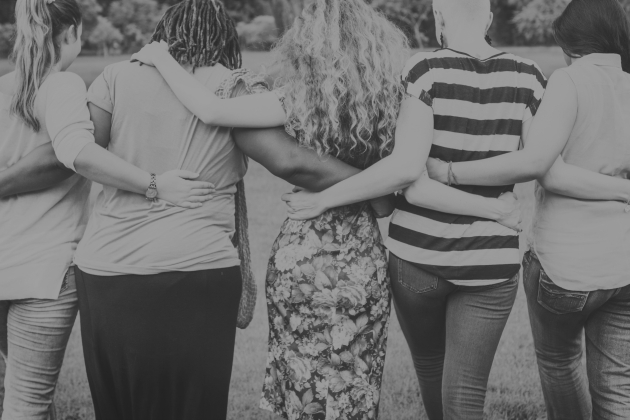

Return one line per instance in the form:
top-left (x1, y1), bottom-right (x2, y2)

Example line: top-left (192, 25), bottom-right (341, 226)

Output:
top-left (389, 253), bottom-right (518, 420)
top-left (75, 267), bottom-right (242, 420)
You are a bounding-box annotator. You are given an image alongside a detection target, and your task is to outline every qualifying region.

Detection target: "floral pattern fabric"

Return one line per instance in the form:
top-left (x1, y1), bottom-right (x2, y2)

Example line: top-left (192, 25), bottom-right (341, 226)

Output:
top-left (260, 204), bottom-right (391, 420)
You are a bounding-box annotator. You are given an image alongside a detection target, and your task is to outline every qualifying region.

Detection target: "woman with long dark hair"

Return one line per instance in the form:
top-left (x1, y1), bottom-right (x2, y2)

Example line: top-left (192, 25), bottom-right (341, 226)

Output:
top-left (0, 0), bottom-right (212, 418)
top-left (403, 0), bottom-right (630, 418)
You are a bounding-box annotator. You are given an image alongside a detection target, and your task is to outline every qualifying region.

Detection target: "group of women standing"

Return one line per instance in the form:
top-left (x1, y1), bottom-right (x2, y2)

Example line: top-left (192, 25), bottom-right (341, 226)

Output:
top-left (0, 0), bottom-right (629, 419)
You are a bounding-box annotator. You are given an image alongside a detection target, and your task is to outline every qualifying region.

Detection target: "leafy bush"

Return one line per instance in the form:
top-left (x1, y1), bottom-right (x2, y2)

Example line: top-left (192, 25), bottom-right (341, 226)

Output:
top-left (237, 15), bottom-right (279, 51)
top-left (0, 23), bottom-right (15, 58)
top-left (88, 16), bottom-right (123, 56)
top-left (513, 0), bottom-right (570, 44)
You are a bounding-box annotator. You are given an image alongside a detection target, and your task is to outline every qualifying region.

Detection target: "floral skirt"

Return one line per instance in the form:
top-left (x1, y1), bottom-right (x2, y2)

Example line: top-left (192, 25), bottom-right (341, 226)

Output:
top-left (260, 204), bottom-right (391, 420)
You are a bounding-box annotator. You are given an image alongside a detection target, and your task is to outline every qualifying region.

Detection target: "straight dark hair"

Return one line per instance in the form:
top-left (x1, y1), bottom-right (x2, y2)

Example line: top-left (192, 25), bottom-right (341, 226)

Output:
top-left (553, 0), bottom-right (630, 73)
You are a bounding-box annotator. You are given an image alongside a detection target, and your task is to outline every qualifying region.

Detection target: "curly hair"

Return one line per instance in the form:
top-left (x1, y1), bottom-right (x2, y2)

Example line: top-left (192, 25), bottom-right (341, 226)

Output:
top-left (273, 0), bottom-right (410, 168)
top-left (151, 0), bottom-right (241, 71)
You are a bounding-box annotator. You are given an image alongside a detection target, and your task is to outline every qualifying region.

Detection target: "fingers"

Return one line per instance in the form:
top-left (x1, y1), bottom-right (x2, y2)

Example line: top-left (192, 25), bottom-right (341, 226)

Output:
top-left (190, 188), bottom-right (215, 196)
top-left (186, 180), bottom-right (215, 190)
top-left (178, 201), bottom-right (204, 209)
top-left (173, 170), bottom-right (200, 180)
top-left (281, 193), bottom-right (293, 202)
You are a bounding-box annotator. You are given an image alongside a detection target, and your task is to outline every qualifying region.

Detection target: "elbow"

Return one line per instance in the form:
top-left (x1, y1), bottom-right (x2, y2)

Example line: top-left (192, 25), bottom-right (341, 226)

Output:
top-left (267, 151), bottom-right (301, 181)
top-left (529, 158), bottom-right (550, 180)
top-left (395, 166), bottom-right (424, 188)
top-left (199, 101), bottom-right (220, 126)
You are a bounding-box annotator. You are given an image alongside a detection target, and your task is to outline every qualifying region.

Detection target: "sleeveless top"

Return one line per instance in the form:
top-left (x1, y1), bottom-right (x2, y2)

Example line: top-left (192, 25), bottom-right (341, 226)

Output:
top-left (531, 54), bottom-right (630, 291)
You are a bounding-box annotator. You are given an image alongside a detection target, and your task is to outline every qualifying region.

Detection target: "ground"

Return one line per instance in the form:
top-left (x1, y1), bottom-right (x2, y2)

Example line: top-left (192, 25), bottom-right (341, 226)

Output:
top-left (0, 47), bottom-right (568, 420)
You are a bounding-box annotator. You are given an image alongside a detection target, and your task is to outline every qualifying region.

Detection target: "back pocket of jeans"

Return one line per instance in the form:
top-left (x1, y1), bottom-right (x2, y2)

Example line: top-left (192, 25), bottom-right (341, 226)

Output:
top-left (397, 258), bottom-right (439, 294)
top-left (537, 269), bottom-right (589, 315)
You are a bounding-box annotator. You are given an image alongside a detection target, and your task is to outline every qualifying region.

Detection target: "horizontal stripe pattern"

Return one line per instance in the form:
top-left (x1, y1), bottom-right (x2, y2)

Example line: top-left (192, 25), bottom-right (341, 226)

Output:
top-left (393, 49), bottom-right (546, 283)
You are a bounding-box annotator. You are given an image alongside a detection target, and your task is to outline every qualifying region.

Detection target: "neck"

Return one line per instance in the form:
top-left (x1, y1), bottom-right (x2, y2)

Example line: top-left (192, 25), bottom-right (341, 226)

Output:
top-left (443, 23), bottom-right (495, 58)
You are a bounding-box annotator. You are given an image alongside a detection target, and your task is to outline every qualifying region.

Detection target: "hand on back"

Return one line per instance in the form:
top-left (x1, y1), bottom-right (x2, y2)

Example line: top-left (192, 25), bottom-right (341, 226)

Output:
top-left (156, 170), bottom-right (215, 209)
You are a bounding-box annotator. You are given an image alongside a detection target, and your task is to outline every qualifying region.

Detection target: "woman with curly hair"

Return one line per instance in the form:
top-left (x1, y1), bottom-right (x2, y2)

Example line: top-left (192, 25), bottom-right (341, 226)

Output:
top-left (132, 0), bottom-right (522, 418)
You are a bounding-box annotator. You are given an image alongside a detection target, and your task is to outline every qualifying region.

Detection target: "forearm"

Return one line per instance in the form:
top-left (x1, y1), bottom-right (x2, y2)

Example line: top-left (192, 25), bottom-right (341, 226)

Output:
top-left (319, 156), bottom-right (419, 210)
top-left (73, 143), bottom-right (150, 194)
top-left (404, 172), bottom-right (506, 220)
top-left (449, 150), bottom-right (546, 186)
top-left (234, 127), bottom-right (361, 192)
top-left (539, 157), bottom-right (630, 201)
top-left (0, 143), bottom-right (74, 198)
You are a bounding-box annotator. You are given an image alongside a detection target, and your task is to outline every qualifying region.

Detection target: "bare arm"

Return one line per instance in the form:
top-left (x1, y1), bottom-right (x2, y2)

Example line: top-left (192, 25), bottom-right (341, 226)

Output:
top-left (233, 127), bottom-right (395, 217)
top-left (283, 97), bottom-right (516, 222)
top-left (539, 156), bottom-right (630, 201)
top-left (234, 127), bottom-right (362, 191)
top-left (0, 143), bottom-right (73, 198)
top-left (428, 70), bottom-right (630, 201)
top-left (131, 41), bottom-right (285, 127)
top-left (442, 70), bottom-right (576, 185)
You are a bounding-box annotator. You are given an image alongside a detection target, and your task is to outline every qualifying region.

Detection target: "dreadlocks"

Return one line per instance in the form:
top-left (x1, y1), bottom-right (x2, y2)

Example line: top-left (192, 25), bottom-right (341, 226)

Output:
top-left (151, 0), bottom-right (241, 71)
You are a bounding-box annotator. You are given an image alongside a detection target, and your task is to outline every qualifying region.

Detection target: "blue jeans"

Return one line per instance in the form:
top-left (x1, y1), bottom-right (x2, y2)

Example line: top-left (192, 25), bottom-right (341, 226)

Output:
top-left (389, 253), bottom-right (518, 420)
top-left (0, 269), bottom-right (78, 420)
top-left (523, 251), bottom-right (630, 420)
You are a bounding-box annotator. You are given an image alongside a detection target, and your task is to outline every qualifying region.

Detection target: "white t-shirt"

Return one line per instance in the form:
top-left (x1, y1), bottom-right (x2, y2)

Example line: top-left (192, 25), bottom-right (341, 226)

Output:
top-left (0, 71), bottom-right (93, 299)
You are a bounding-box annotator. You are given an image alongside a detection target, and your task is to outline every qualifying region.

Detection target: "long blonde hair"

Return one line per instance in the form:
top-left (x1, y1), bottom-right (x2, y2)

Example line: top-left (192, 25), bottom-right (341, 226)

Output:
top-left (11, 0), bottom-right (82, 131)
top-left (273, 0), bottom-right (410, 168)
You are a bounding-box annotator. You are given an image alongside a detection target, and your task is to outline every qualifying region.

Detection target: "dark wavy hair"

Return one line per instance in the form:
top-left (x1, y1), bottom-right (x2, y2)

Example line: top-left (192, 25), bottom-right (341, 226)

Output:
top-left (553, 0), bottom-right (630, 73)
top-left (151, 0), bottom-right (241, 71)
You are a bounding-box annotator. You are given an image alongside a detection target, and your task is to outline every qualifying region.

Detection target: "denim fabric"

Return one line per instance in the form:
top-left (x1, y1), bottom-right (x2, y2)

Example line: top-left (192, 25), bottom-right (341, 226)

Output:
top-left (389, 253), bottom-right (518, 420)
top-left (0, 269), bottom-right (78, 420)
top-left (523, 251), bottom-right (630, 420)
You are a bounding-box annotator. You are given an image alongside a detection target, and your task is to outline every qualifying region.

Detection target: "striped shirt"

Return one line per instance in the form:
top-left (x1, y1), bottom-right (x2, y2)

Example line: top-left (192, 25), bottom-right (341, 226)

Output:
top-left (385, 48), bottom-right (546, 285)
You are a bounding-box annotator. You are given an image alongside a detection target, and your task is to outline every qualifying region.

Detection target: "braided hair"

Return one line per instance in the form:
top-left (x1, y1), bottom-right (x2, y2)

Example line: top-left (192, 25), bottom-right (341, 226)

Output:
top-left (151, 0), bottom-right (241, 71)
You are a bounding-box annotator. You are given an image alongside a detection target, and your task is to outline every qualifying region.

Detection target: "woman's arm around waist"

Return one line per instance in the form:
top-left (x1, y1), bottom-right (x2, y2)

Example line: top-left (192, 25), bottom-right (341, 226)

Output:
top-left (0, 142), bottom-right (73, 198)
top-left (233, 126), bottom-right (395, 217)
top-left (46, 71), bottom-right (215, 209)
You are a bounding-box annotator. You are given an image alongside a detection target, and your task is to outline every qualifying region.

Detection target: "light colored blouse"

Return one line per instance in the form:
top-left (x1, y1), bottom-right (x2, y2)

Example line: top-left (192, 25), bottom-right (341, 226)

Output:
top-left (0, 72), bottom-right (93, 300)
top-left (532, 54), bottom-right (630, 291)
top-left (74, 61), bottom-right (266, 276)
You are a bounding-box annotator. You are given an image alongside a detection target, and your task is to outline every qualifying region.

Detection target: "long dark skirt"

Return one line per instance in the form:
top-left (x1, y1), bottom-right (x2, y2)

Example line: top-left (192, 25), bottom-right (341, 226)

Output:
top-left (75, 267), bottom-right (242, 420)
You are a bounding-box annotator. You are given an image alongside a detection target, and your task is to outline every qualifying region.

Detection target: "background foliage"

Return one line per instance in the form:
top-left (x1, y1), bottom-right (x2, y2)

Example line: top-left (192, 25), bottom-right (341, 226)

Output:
top-left (3, 0), bottom-right (630, 57)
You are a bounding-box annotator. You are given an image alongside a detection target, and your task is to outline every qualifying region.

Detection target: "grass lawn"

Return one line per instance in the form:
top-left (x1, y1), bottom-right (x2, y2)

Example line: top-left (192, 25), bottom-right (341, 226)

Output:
top-left (0, 47), bottom-right (568, 420)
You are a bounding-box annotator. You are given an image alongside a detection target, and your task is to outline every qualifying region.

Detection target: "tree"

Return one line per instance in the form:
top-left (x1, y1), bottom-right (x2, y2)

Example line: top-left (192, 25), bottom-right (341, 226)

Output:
top-left (88, 15), bottom-right (123, 55)
top-left (372, 0), bottom-right (432, 48)
top-left (269, 0), bottom-right (307, 36)
top-left (107, 0), bottom-right (166, 52)
top-left (513, 0), bottom-right (569, 44)
top-left (0, 23), bottom-right (15, 57)
top-left (77, 0), bottom-right (103, 45)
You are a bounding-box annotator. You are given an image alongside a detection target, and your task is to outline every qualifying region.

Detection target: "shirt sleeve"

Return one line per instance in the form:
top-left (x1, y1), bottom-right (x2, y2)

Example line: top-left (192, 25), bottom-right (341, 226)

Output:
top-left (87, 66), bottom-right (114, 114)
top-left (45, 72), bottom-right (95, 172)
top-left (523, 62), bottom-right (547, 122)
top-left (401, 56), bottom-right (434, 108)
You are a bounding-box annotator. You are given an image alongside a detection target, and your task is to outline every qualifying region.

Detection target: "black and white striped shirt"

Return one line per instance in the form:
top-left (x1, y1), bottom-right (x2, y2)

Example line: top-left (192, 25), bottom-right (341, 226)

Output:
top-left (385, 48), bottom-right (546, 285)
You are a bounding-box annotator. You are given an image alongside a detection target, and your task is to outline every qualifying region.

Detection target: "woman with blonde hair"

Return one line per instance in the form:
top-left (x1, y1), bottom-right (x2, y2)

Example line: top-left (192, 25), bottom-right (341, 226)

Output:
top-left (0, 0), bottom-right (211, 417)
top-left (133, 0), bottom-right (524, 418)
